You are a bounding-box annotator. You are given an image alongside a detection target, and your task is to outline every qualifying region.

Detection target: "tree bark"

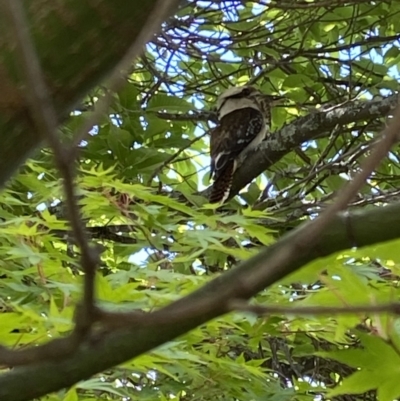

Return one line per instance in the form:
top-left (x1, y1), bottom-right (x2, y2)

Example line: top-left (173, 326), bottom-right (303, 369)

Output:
top-left (230, 96), bottom-right (397, 199)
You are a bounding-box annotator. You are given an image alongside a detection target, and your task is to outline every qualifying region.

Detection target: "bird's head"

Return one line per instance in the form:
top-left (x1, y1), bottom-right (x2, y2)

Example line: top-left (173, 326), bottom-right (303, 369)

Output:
top-left (216, 85), bottom-right (282, 119)
top-left (216, 85), bottom-right (259, 112)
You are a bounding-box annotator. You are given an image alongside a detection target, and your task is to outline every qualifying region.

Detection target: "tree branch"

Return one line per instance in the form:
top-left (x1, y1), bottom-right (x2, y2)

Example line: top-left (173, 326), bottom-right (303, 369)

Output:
top-left (229, 300), bottom-right (400, 317)
top-left (3, 0), bottom-right (101, 336)
top-left (221, 96), bottom-right (397, 200)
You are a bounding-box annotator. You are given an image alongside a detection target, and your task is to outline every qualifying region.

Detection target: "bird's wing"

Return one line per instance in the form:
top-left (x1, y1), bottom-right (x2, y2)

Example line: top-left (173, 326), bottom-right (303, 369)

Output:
top-left (209, 108), bottom-right (264, 203)
top-left (210, 108), bottom-right (264, 180)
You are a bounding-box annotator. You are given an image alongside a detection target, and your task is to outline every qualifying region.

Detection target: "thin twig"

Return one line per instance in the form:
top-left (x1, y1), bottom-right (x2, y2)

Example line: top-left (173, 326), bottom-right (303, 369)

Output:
top-left (3, 0), bottom-right (99, 336)
top-left (147, 131), bottom-right (207, 185)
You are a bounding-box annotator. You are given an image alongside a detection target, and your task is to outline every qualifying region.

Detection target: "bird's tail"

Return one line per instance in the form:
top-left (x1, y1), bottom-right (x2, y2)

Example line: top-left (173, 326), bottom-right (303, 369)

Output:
top-left (209, 161), bottom-right (235, 204)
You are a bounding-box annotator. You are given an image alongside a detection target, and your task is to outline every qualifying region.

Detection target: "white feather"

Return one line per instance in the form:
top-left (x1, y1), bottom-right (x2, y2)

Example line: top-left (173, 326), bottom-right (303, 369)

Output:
top-left (217, 86), bottom-right (262, 119)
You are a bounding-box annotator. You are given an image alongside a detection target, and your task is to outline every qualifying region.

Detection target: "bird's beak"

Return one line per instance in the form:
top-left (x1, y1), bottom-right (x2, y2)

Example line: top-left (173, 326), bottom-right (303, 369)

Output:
top-left (271, 95), bottom-right (285, 106)
top-left (257, 93), bottom-right (285, 106)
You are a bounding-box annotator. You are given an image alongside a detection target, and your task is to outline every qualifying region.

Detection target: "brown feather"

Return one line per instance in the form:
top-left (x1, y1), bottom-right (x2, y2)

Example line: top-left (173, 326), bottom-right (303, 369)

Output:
top-left (209, 160), bottom-right (235, 204)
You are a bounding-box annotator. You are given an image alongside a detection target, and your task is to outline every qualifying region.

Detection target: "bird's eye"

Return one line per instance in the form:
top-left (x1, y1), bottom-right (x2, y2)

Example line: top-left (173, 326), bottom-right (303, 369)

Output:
top-left (241, 88), bottom-right (251, 96)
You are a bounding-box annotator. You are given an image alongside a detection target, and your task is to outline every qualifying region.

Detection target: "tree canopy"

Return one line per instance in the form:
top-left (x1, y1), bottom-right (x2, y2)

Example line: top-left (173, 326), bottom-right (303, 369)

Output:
top-left (1, 1), bottom-right (400, 401)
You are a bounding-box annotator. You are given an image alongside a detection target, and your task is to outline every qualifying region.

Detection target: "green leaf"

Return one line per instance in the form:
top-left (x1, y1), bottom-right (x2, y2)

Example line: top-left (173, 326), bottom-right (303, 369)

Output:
top-left (147, 94), bottom-right (193, 112)
top-left (378, 377), bottom-right (400, 401)
top-left (283, 74), bottom-right (314, 88)
top-left (327, 371), bottom-right (379, 397)
top-left (63, 388), bottom-right (78, 401)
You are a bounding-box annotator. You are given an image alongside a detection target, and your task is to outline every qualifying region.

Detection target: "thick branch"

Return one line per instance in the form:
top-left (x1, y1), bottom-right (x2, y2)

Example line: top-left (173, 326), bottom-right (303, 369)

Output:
top-left (223, 96), bottom-right (396, 199)
top-left (2, 201), bottom-right (400, 401)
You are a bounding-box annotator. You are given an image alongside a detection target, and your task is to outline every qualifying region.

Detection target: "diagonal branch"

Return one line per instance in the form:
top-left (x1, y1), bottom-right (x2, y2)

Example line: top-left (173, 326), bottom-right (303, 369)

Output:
top-left (227, 96), bottom-right (397, 199)
top-left (3, 0), bottom-right (99, 337)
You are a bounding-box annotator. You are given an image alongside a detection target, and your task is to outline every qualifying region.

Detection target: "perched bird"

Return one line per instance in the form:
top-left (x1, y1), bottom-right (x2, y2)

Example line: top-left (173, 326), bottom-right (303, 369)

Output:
top-left (209, 85), bottom-right (278, 204)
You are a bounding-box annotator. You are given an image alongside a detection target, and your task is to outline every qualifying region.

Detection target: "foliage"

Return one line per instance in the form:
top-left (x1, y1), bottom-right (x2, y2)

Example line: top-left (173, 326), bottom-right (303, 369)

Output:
top-left (2, 0), bottom-right (400, 400)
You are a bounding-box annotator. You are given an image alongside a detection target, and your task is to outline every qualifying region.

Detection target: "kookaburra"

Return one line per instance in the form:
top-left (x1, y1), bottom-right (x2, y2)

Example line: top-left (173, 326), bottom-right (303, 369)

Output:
top-left (209, 85), bottom-right (277, 204)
